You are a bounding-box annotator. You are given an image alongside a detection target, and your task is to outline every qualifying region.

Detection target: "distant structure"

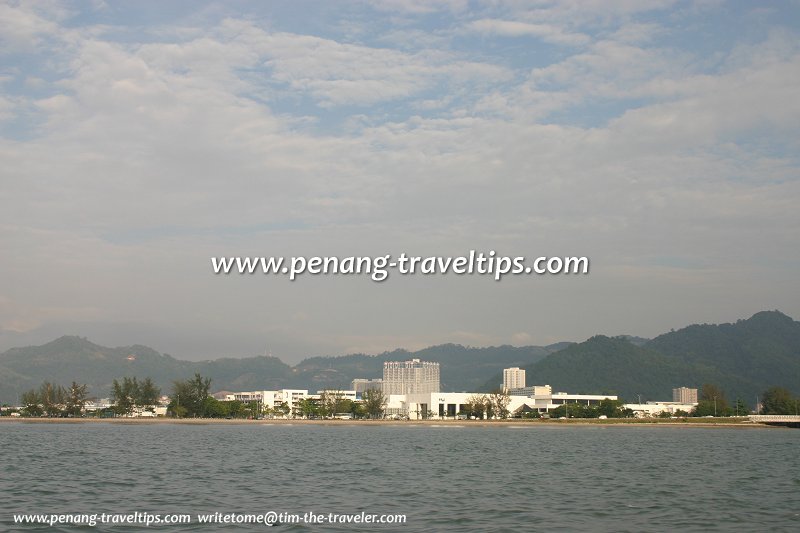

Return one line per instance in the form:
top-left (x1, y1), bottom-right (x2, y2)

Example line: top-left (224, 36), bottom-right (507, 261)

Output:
top-left (508, 385), bottom-right (552, 397)
top-left (672, 387), bottom-right (698, 404)
top-left (503, 367), bottom-right (526, 390)
top-left (351, 378), bottom-right (383, 395)
top-left (382, 359), bottom-right (440, 395)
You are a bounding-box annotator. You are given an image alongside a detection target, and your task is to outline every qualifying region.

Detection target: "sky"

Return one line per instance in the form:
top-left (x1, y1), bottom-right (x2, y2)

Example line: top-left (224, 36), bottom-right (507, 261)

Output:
top-left (1, 0), bottom-right (799, 362)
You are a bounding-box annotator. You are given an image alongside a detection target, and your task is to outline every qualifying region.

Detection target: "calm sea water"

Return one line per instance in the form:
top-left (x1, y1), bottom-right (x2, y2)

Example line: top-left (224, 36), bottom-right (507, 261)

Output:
top-left (1, 423), bottom-right (798, 532)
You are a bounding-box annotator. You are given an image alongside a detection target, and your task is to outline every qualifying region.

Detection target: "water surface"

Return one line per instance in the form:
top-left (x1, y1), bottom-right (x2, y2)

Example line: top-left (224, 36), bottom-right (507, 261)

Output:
top-left (1, 423), bottom-right (798, 532)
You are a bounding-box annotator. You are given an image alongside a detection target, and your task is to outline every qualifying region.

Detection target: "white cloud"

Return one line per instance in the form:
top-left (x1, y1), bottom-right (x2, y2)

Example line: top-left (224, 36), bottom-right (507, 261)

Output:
top-left (1, 2), bottom-right (798, 360)
top-left (0, 2), bottom-right (60, 51)
top-left (467, 18), bottom-right (590, 46)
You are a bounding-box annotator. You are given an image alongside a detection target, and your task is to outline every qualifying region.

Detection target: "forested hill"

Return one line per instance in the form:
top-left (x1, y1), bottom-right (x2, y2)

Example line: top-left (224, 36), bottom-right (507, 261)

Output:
top-left (485, 311), bottom-right (800, 402)
top-left (643, 311), bottom-right (800, 400)
top-left (0, 336), bottom-right (293, 403)
top-left (289, 343), bottom-right (560, 393)
top-left (0, 338), bottom-right (557, 403)
top-left (3, 311), bottom-right (798, 404)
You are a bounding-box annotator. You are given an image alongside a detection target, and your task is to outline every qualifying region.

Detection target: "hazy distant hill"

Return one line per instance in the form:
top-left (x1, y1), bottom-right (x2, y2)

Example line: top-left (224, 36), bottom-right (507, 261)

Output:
top-left (483, 311), bottom-right (800, 402)
top-left (3, 311), bottom-right (798, 404)
top-left (0, 338), bottom-right (554, 403)
top-left (288, 343), bottom-right (558, 393)
top-left (0, 336), bottom-right (291, 403)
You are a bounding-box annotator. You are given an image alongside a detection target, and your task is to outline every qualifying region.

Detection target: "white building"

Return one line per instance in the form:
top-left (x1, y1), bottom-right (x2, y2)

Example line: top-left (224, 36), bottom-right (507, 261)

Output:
top-left (382, 359), bottom-right (440, 395)
top-left (625, 402), bottom-right (697, 418)
top-left (224, 389), bottom-right (312, 416)
top-left (386, 391), bottom-right (619, 419)
top-left (316, 390), bottom-right (358, 402)
top-left (503, 367), bottom-right (526, 390)
top-left (508, 385), bottom-right (552, 397)
top-left (524, 392), bottom-right (619, 415)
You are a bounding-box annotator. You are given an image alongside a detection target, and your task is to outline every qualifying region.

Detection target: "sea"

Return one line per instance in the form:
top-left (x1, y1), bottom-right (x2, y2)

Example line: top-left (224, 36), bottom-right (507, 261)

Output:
top-left (1, 422), bottom-right (798, 532)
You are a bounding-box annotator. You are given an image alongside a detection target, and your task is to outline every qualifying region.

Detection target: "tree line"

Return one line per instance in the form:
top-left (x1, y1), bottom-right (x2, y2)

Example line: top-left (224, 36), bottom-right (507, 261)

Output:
top-left (693, 383), bottom-right (798, 417)
top-left (8, 376), bottom-right (799, 419)
top-left (18, 382), bottom-right (89, 417)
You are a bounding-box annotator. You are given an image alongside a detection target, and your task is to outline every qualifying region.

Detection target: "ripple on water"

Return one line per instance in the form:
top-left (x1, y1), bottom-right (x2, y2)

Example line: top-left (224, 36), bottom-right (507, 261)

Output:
top-left (1, 424), bottom-right (798, 532)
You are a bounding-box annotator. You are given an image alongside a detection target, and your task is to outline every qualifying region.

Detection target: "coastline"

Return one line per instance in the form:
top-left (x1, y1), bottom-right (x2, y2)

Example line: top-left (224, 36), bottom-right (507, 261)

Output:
top-left (0, 417), bottom-right (781, 429)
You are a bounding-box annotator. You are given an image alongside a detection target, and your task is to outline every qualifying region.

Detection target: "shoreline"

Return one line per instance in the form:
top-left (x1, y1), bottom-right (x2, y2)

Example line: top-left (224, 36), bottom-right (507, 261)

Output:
top-left (0, 417), bottom-right (783, 429)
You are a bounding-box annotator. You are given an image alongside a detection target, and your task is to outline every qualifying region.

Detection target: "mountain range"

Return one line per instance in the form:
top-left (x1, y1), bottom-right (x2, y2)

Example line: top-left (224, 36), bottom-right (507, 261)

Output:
top-left (482, 310), bottom-right (800, 404)
top-left (1, 311), bottom-right (798, 405)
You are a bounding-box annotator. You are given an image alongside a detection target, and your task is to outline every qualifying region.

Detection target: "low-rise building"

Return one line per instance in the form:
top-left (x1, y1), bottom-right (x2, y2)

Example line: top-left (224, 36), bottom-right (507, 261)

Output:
top-left (507, 385), bottom-right (553, 397)
top-left (351, 379), bottom-right (383, 396)
top-left (624, 401), bottom-right (697, 418)
top-left (223, 389), bottom-right (313, 416)
top-left (389, 391), bottom-right (619, 419)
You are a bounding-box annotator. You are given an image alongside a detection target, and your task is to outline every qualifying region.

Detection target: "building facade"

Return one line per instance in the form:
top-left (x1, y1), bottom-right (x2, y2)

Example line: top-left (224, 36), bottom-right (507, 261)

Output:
top-left (223, 389), bottom-right (312, 416)
top-left (351, 378), bottom-right (383, 396)
top-left (386, 391), bottom-right (619, 420)
top-left (503, 367), bottom-right (526, 390)
top-left (672, 387), bottom-right (698, 404)
top-left (507, 385), bottom-right (552, 397)
top-left (382, 359), bottom-right (440, 395)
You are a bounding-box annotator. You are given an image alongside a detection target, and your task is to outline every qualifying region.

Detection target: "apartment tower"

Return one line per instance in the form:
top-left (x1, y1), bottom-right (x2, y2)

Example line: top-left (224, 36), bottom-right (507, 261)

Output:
top-left (382, 359), bottom-right (440, 395)
top-left (672, 387), bottom-right (698, 404)
top-left (503, 367), bottom-right (526, 390)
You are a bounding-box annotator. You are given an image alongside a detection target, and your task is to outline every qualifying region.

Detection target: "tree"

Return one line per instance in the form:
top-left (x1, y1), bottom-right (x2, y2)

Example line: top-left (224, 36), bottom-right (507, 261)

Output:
top-left (136, 377), bottom-right (161, 412)
top-left (598, 399), bottom-right (627, 418)
top-left (226, 400), bottom-right (247, 418)
top-left (170, 373), bottom-right (211, 417)
top-left (694, 383), bottom-right (731, 416)
top-left (489, 388), bottom-right (511, 419)
top-left (203, 397), bottom-right (229, 418)
top-left (20, 389), bottom-right (42, 417)
top-left (319, 390), bottom-right (345, 418)
top-left (352, 403), bottom-right (367, 419)
top-left (465, 394), bottom-right (489, 419)
top-left (362, 388), bottom-right (387, 419)
top-left (275, 401), bottom-right (291, 418)
top-left (297, 398), bottom-right (319, 419)
top-left (39, 382), bottom-right (66, 417)
top-left (732, 398), bottom-right (749, 416)
top-left (761, 387), bottom-right (797, 415)
top-left (109, 377), bottom-right (161, 416)
top-left (65, 382), bottom-right (88, 417)
top-left (111, 377), bottom-right (138, 416)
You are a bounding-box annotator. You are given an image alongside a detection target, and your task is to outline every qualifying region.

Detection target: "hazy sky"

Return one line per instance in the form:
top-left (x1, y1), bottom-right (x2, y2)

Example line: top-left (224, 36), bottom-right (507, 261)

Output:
top-left (2, 1), bottom-right (799, 362)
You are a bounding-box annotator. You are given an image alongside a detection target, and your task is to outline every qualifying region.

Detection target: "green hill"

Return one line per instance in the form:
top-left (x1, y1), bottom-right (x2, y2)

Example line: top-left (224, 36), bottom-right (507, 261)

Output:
top-left (3, 311), bottom-right (799, 405)
top-left (483, 311), bottom-right (800, 403)
top-left (289, 343), bottom-right (556, 393)
top-left (491, 335), bottom-right (733, 401)
top-left (0, 338), bottom-right (553, 403)
top-left (0, 336), bottom-right (291, 403)
top-left (644, 310), bottom-right (800, 401)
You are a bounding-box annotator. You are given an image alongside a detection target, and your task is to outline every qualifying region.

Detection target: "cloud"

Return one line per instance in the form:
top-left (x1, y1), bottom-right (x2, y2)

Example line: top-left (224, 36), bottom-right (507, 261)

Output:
top-left (467, 19), bottom-right (590, 46)
top-left (1, 2), bottom-right (798, 360)
top-left (0, 2), bottom-right (62, 51)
